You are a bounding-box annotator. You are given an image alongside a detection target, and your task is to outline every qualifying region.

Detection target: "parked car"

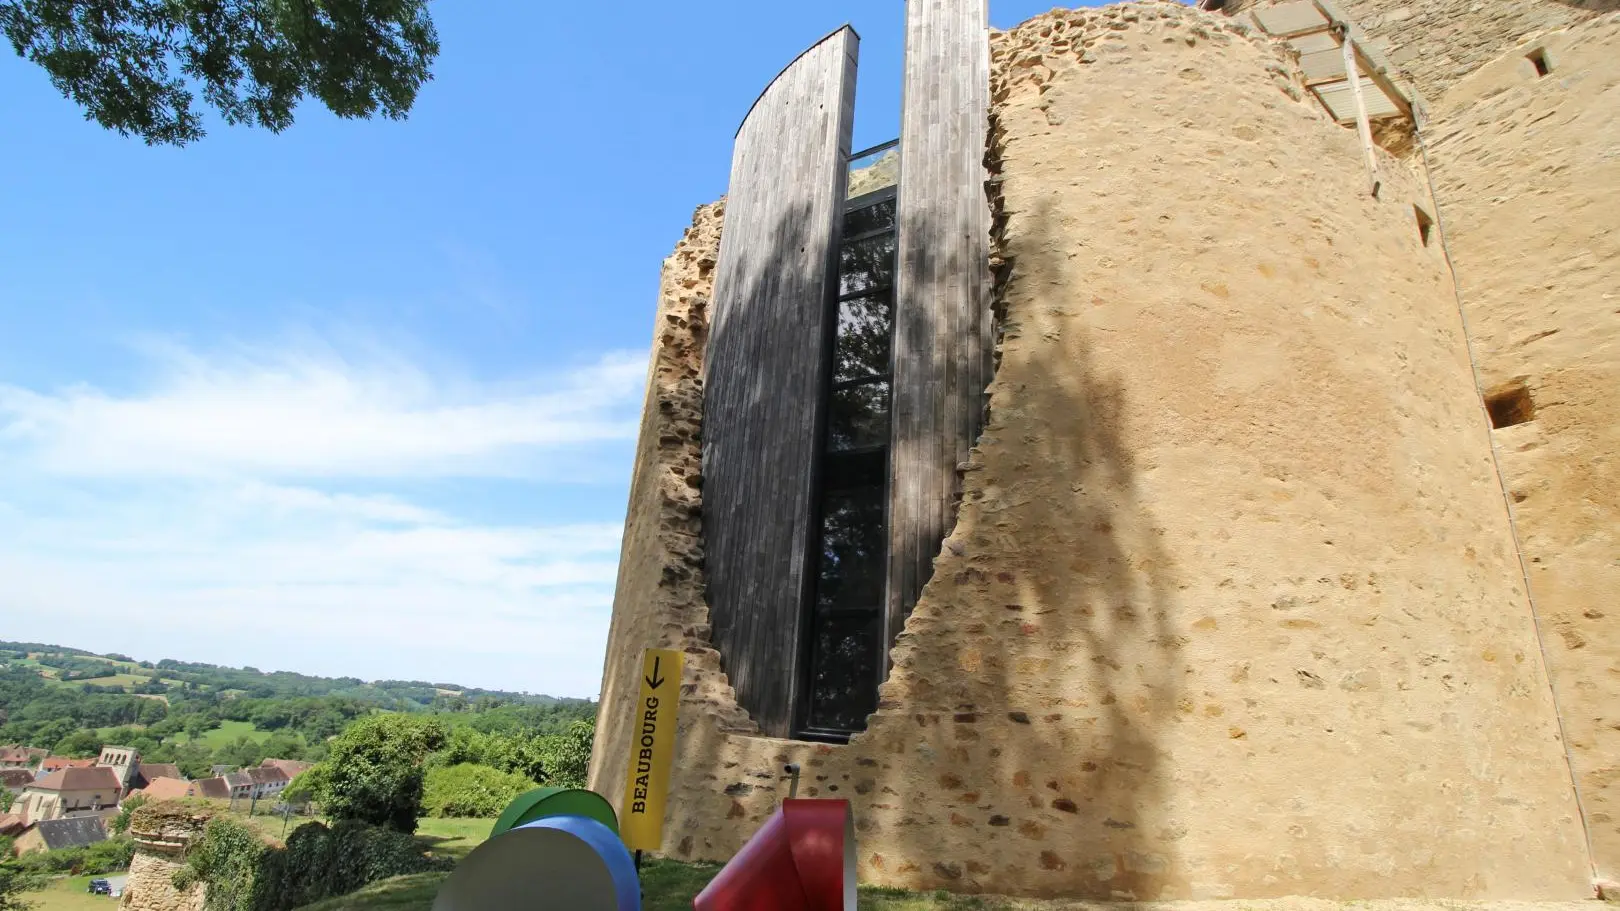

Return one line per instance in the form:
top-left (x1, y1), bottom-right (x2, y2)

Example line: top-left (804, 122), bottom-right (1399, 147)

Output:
top-left (87, 879), bottom-right (111, 895)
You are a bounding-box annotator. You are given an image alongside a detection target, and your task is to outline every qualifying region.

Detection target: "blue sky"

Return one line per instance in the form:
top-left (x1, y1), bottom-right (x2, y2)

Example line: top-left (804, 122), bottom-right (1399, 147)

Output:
top-left (0, 1), bottom-right (1147, 697)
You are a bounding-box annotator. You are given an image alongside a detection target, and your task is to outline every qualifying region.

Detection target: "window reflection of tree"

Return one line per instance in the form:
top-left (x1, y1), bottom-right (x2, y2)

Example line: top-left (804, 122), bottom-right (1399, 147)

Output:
top-left (833, 295), bottom-right (892, 382)
top-left (839, 233), bottom-right (896, 297)
top-left (807, 614), bottom-right (879, 732)
top-left (815, 480), bottom-right (885, 611)
top-left (801, 190), bottom-right (897, 739)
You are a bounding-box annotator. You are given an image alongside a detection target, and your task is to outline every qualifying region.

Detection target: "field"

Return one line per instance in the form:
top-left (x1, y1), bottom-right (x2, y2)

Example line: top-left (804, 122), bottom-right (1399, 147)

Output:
top-left (413, 817), bottom-right (492, 862)
top-left (16, 875), bottom-right (122, 911)
top-left (167, 719), bottom-right (276, 748)
top-left (13, 652), bottom-right (183, 693)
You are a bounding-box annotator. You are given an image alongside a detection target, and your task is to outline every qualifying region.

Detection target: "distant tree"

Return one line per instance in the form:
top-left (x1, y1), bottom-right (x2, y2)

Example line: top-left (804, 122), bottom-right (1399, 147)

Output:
top-left (305, 714), bottom-right (444, 833)
top-left (0, 0), bottom-right (440, 146)
top-left (535, 720), bottom-right (593, 789)
top-left (26, 719), bottom-right (73, 750)
top-left (171, 742), bottom-right (214, 780)
top-left (422, 763), bottom-right (536, 819)
top-left (213, 734), bottom-right (267, 770)
top-left (183, 716), bottom-right (211, 741)
top-left (54, 728), bottom-right (101, 757)
top-left (259, 732), bottom-right (305, 762)
top-left (136, 700), bottom-right (167, 725)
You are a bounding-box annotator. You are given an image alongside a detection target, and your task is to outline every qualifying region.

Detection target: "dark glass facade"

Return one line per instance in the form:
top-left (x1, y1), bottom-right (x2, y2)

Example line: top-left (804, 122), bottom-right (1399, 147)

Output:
top-left (798, 151), bottom-right (898, 741)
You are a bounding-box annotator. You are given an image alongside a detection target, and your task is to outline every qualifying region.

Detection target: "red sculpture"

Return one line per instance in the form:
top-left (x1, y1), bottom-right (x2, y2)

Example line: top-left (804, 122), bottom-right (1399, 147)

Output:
top-left (693, 799), bottom-right (856, 911)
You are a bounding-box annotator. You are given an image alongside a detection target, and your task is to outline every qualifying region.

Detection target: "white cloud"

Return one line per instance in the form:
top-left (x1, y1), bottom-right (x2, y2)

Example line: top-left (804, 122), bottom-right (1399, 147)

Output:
top-left (0, 336), bottom-right (649, 479)
top-left (0, 333), bottom-right (646, 695)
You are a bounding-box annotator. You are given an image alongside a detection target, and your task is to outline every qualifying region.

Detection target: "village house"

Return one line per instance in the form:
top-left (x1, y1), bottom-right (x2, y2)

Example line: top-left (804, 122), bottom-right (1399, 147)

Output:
top-left (12, 815), bottom-right (109, 855)
top-left (0, 746), bottom-right (47, 771)
top-left (0, 768), bottom-right (34, 796)
top-left (15, 767), bottom-right (122, 825)
top-left (37, 756), bottom-right (94, 774)
top-left (259, 758), bottom-right (312, 780)
top-left (222, 771), bottom-right (254, 801)
top-left (189, 776), bottom-right (231, 801)
top-left (135, 777), bottom-right (195, 802)
top-left (245, 765), bottom-right (289, 800)
top-left (0, 813), bottom-right (24, 837)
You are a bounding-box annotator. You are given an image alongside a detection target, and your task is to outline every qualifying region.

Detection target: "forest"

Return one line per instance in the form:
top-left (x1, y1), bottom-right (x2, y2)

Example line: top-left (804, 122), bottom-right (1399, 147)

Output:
top-left (0, 641), bottom-right (595, 779)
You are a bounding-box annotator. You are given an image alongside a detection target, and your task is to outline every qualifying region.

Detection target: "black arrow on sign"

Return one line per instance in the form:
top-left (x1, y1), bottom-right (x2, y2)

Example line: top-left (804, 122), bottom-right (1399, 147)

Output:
top-left (645, 656), bottom-right (666, 690)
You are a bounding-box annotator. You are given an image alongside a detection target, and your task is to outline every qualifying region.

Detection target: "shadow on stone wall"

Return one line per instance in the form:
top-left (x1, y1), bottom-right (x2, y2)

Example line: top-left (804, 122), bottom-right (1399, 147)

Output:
top-left (850, 186), bottom-right (1185, 895)
top-left (660, 166), bottom-right (1185, 895)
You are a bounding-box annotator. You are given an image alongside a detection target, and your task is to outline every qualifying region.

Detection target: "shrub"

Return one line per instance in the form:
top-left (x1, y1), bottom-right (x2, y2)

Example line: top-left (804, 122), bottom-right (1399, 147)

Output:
top-left (252, 820), bottom-right (440, 911)
top-left (304, 714), bottom-right (445, 833)
top-left (175, 816), bottom-right (266, 911)
top-left (7, 837), bottom-right (134, 876)
top-left (179, 814), bottom-right (439, 911)
top-left (112, 794), bottom-right (148, 834)
top-left (422, 763), bottom-right (537, 818)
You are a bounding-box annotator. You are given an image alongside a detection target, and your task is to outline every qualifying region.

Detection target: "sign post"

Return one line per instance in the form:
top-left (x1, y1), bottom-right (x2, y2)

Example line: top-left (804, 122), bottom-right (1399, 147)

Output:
top-left (620, 647), bottom-right (684, 857)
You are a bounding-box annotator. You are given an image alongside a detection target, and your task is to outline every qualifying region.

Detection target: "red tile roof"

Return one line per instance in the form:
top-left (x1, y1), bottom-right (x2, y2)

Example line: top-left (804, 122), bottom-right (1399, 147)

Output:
top-left (28, 767), bottom-right (122, 793)
top-left (192, 777), bottom-right (231, 800)
top-left (0, 769), bottom-right (34, 789)
top-left (260, 759), bottom-right (313, 779)
top-left (137, 777), bottom-right (195, 801)
top-left (138, 763), bottom-right (182, 782)
top-left (0, 813), bottom-right (24, 836)
top-left (38, 757), bottom-right (95, 772)
top-left (246, 767), bottom-right (289, 785)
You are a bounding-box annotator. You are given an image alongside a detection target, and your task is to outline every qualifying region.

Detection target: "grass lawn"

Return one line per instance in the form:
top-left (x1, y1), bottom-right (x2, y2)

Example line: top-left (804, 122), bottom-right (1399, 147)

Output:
top-left (19, 875), bottom-right (123, 911)
top-left (414, 817), bottom-right (493, 863)
top-left (167, 719), bottom-right (275, 748)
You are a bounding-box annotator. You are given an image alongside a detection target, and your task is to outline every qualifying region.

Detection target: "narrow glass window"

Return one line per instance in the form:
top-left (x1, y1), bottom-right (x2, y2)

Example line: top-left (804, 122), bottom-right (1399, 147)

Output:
top-left (798, 142), bottom-right (898, 742)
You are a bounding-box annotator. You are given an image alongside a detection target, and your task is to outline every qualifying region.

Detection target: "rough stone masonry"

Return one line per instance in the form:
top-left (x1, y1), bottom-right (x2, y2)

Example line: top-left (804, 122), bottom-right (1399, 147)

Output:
top-left (589, 0), bottom-right (1619, 899)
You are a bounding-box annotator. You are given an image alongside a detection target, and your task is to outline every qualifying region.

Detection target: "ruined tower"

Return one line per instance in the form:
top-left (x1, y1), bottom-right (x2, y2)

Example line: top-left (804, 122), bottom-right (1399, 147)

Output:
top-left (590, 0), bottom-right (1619, 899)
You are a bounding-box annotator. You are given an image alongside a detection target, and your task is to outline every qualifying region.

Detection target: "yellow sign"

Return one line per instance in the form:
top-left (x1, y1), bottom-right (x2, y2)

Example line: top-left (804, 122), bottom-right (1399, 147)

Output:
top-left (620, 647), bottom-right (683, 852)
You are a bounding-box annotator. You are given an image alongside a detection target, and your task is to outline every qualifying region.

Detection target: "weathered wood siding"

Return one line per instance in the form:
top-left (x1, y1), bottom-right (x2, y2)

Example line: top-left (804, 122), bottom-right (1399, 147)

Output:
top-left (888, 0), bottom-right (993, 648)
top-left (702, 27), bottom-right (859, 737)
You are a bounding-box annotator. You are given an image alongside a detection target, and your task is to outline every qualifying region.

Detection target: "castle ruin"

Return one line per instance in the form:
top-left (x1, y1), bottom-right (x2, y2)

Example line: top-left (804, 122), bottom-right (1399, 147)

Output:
top-left (589, 0), bottom-right (1620, 899)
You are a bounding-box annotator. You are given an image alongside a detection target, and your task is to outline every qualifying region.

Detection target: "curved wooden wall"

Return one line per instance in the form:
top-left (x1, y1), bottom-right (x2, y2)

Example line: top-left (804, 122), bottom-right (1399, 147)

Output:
top-left (702, 26), bottom-right (860, 737)
top-left (888, 0), bottom-right (993, 647)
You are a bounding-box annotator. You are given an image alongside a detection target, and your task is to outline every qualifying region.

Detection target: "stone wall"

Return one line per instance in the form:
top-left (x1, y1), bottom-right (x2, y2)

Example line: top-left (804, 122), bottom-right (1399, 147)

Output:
top-left (1419, 13), bottom-right (1620, 878)
top-left (586, 201), bottom-right (756, 804)
top-left (120, 805), bottom-right (210, 911)
top-left (1222, 0), bottom-right (1618, 102)
top-left (589, 1), bottom-right (1593, 899)
top-left (119, 852), bottom-right (205, 911)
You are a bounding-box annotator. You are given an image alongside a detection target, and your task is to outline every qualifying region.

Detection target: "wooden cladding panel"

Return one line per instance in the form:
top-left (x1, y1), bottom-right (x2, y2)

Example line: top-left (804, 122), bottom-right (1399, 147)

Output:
top-left (702, 27), bottom-right (859, 738)
top-left (888, 0), bottom-right (994, 648)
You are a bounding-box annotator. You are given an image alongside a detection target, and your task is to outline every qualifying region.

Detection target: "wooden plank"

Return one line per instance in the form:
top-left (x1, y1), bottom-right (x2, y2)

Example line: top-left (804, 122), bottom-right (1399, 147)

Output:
top-left (1288, 31), bottom-right (1340, 54)
top-left (888, 0), bottom-right (993, 661)
top-left (1313, 76), bottom-right (1402, 122)
top-left (1342, 30), bottom-right (1380, 192)
top-left (1253, 1), bottom-right (1330, 37)
top-left (1300, 46), bottom-right (1348, 84)
top-left (1313, 0), bottom-right (1416, 115)
top-left (703, 26), bottom-right (859, 738)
